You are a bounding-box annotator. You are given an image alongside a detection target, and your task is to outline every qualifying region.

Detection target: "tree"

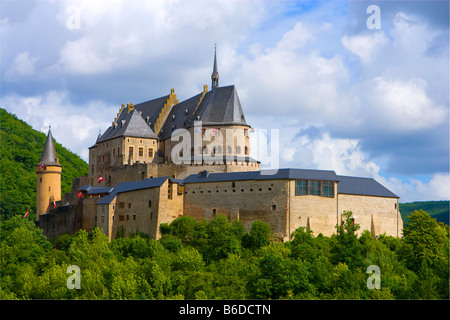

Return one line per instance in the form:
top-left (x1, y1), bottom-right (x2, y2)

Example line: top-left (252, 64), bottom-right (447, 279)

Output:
top-left (242, 220), bottom-right (271, 250)
top-left (397, 210), bottom-right (449, 298)
top-left (331, 211), bottom-right (364, 270)
top-left (398, 210), bottom-right (448, 273)
top-left (197, 214), bottom-right (243, 262)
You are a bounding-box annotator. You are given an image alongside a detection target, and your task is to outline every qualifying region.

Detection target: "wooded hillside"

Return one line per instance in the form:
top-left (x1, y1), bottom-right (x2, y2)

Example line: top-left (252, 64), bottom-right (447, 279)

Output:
top-left (0, 108), bottom-right (89, 220)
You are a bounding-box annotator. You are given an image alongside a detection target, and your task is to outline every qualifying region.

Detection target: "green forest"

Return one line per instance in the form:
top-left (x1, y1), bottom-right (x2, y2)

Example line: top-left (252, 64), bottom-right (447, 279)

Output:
top-left (1, 210), bottom-right (448, 300)
top-left (0, 108), bottom-right (89, 220)
top-left (400, 201), bottom-right (449, 226)
top-left (1, 108), bottom-right (449, 300)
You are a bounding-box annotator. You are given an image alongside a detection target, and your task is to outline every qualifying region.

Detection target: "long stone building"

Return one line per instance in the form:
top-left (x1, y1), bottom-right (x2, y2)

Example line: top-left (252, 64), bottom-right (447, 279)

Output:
top-left (36, 49), bottom-right (403, 241)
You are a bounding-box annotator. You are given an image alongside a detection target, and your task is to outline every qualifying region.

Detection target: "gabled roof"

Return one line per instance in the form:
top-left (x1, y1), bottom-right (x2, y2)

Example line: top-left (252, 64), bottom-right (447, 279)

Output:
top-left (97, 177), bottom-right (168, 205)
top-left (337, 175), bottom-right (399, 198)
top-left (38, 128), bottom-right (60, 166)
top-left (183, 168), bottom-right (339, 184)
top-left (95, 95), bottom-right (168, 144)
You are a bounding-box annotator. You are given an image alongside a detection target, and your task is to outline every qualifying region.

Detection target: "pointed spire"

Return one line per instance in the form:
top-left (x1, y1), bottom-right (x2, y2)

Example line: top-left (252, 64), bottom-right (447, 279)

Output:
top-left (38, 126), bottom-right (60, 166)
top-left (211, 44), bottom-right (219, 89)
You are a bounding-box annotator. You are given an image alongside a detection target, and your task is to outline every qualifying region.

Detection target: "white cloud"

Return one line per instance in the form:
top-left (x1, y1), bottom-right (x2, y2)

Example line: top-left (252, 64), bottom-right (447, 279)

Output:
top-left (341, 32), bottom-right (388, 63)
top-left (1, 91), bottom-right (115, 161)
top-left (237, 21), bottom-right (350, 122)
top-left (376, 172), bottom-right (450, 202)
top-left (5, 51), bottom-right (39, 80)
top-left (351, 76), bottom-right (448, 133)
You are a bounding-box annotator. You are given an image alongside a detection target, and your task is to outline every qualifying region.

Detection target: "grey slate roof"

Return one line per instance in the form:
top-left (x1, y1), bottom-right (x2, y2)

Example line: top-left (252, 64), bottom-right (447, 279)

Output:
top-left (160, 85), bottom-right (248, 140)
top-left (95, 85), bottom-right (248, 144)
top-left (96, 95), bottom-right (169, 144)
top-left (78, 185), bottom-right (114, 195)
top-left (97, 177), bottom-right (168, 204)
top-left (38, 128), bottom-right (61, 166)
top-left (182, 168), bottom-right (340, 184)
top-left (337, 175), bottom-right (399, 198)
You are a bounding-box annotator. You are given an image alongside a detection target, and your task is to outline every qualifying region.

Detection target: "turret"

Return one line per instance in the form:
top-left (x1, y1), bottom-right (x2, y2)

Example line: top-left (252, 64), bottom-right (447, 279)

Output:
top-left (36, 127), bottom-right (61, 221)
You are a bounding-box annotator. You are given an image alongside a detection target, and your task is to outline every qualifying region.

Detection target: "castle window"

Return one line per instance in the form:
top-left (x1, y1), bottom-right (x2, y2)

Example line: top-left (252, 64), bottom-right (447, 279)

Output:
top-left (101, 216), bottom-right (105, 224)
top-left (148, 200), bottom-right (152, 207)
top-left (148, 148), bottom-right (154, 157)
top-left (295, 180), bottom-right (307, 196)
top-left (129, 146), bottom-right (133, 157)
top-left (245, 146), bottom-right (249, 155)
top-left (321, 181), bottom-right (334, 198)
top-left (244, 129), bottom-right (248, 136)
top-left (168, 183), bottom-right (173, 199)
top-left (227, 146), bottom-right (232, 154)
top-left (139, 147), bottom-right (143, 157)
top-left (128, 203), bottom-right (131, 209)
top-left (112, 148), bottom-right (115, 157)
top-left (232, 182), bottom-right (235, 188)
top-left (119, 215), bottom-right (124, 221)
top-left (309, 180), bottom-right (320, 196)
top-left (126, 215), bottom-right (130, 221)
top-left (133, 215), bottom-right (136, 221)
top-left (119, 202), bottom-right (125, 208)
top-left (271, 205), bottom-right (276, 211)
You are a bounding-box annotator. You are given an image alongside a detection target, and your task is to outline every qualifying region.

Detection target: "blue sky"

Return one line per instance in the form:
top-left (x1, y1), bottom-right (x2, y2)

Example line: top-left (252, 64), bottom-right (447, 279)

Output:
top-left (1, 0), bottom-right (448, 202)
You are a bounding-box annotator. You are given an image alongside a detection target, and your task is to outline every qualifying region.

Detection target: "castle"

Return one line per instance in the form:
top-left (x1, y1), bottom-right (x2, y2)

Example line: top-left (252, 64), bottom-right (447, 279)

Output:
top-left (36, 49), bottom-right (403, 241)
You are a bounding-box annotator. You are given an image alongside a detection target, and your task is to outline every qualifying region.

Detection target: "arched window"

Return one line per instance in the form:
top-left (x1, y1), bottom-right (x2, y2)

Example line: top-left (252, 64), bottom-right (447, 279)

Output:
top-left (245, 146), bottom-right (249, 155)
top-left (236, 146), bottom-right (241, 154)
top-left (227, 146), bottom-right (232, 154)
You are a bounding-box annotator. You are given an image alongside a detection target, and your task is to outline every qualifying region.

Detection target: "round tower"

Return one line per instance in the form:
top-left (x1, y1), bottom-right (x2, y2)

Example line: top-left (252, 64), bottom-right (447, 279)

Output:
top-left (36, 127), bottom-right (61, 221)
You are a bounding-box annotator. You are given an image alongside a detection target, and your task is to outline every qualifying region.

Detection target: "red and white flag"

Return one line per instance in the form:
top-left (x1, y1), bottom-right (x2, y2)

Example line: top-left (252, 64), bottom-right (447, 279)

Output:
top-left (40, 163), bottom-right (45, 169)
top-left (98, 176), bottom-right (104, 183)
top-left (23, 210), bottom-right (29, 218)
top-left (77, 191), bottom-right (83, 198)
top-left (53, 200), bottom-right (57, 208)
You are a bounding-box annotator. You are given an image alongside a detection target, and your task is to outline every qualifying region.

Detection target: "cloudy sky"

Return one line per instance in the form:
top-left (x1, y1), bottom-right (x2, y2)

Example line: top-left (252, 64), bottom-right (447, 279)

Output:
top-left (1, 0), bottom-right (449, 202)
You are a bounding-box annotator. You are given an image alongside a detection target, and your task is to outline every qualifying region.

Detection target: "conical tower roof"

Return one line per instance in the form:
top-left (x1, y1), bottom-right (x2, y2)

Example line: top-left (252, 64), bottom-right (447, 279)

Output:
top-left (211, 45), bottom-right (219, 89)
top-left (38, 127), bottom-right (60, 166)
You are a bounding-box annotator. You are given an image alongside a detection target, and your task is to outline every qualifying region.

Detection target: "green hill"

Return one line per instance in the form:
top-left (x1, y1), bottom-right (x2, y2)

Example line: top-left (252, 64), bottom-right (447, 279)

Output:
top-left (400, 201), bottom-right (449, 226)
top-left (0, 108), bottom-right (88, 220)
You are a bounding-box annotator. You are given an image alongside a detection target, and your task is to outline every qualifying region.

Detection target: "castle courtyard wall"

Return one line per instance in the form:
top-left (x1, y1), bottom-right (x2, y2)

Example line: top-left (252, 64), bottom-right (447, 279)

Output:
top-left (288, 180), bottom-right (339, 237)
top-left (183, 179), bottom-right (289, 240)
top-left (95, 180), bottom-right (183, 240)
top-left (338, 194), bottom-right (402, 237)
